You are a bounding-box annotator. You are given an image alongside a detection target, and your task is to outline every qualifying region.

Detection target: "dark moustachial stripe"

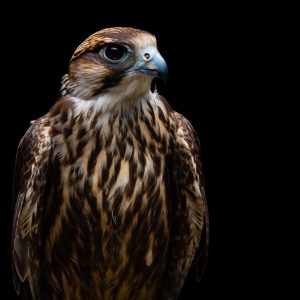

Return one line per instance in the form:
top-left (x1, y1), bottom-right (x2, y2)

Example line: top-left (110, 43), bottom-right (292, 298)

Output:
top-left (93, 73), bottom-right (126, 96)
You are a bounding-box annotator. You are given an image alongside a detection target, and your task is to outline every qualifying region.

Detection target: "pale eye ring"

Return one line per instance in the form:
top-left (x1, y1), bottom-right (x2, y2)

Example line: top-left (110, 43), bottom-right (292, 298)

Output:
top-left (101, 44), bottom-right (128, 62)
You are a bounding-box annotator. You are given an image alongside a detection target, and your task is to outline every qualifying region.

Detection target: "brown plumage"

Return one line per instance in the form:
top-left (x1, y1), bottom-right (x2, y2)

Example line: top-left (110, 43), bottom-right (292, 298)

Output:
top-left (12, 27), bottom-right (208, 300)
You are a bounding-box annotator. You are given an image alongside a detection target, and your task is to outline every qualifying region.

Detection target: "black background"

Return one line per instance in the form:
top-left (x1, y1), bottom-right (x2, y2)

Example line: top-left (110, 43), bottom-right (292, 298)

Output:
top-left (0, 3), bottom-right (284, 299)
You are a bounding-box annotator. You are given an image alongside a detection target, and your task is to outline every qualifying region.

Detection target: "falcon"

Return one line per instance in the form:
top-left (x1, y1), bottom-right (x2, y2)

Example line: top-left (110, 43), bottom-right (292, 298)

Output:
top-left (12, 27), bottom-right (208, 300)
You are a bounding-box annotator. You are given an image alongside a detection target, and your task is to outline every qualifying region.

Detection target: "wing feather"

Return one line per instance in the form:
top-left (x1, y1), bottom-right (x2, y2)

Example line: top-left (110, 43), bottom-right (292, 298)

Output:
top-left (161, 112), bottom-right (209, 299)
top-left (12, 115), bottom-right (52, 299)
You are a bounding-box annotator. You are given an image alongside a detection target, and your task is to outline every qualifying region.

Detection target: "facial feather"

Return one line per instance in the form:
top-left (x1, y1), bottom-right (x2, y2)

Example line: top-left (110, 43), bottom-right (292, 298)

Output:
top-left (66, 27), bottom-right (157, 101)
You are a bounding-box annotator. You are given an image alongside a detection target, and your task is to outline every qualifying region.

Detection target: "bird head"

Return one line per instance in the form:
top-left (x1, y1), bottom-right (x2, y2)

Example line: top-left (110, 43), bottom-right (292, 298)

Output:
top-left (64, 27), bottom-right (168, 102)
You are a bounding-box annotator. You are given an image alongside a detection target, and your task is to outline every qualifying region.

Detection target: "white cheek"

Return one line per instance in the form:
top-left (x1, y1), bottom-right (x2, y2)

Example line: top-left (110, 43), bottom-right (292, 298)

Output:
top-left (67, 73), bottom-right (153, 116)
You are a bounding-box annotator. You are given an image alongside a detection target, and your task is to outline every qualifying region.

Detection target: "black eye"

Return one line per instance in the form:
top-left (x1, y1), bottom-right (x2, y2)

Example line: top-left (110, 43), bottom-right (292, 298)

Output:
top-left (102, 44), bottom-right (127, 62)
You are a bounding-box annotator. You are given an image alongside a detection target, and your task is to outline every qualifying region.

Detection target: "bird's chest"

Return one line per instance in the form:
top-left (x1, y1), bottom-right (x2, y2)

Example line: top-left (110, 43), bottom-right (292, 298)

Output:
top-left (54, 115), bottom-right (170, 230)
top-left (53, 122), bottom-right (170, 294)
top-left (82, 132), bottom-right (167, 220)
top-left (47, 102), bottom-right (173, 298)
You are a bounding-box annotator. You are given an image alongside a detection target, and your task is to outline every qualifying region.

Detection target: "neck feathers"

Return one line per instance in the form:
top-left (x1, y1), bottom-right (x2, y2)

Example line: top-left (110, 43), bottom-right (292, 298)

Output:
top-left (50, 91), bottom-right (172, 165)
top-left (60, 73), bottom-right (152, 105)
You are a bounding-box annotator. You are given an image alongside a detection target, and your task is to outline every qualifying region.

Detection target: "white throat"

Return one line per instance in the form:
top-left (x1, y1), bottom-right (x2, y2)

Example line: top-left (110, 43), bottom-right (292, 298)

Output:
top-left (70, 74), bottom-right (154, 115)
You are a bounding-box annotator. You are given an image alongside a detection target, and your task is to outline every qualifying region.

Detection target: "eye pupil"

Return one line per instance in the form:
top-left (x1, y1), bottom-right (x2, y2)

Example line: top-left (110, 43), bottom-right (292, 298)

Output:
top-left (104, 45), bottom-right (125, 61)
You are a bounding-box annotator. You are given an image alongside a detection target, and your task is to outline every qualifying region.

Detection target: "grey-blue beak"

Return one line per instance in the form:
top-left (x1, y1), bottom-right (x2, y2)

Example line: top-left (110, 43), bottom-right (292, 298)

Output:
top-left (132, 46), bottom-right (168, 83)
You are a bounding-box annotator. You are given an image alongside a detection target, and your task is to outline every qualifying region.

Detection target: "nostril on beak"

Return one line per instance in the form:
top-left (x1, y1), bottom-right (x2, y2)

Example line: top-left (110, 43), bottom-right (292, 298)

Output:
top-left (144, 53), bottom-right (151, 61)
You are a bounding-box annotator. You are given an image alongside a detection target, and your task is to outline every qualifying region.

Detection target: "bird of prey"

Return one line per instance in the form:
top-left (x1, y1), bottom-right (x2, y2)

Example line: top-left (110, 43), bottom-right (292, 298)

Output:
top-left (12, 27), bottom-right (208, 300)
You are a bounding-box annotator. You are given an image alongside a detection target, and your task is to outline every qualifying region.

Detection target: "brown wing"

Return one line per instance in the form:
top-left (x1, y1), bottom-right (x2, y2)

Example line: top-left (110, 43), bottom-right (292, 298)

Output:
top-left (12, 115), bottom-right (52, 299)
top-left (160, 112), bottom-right (209, 299)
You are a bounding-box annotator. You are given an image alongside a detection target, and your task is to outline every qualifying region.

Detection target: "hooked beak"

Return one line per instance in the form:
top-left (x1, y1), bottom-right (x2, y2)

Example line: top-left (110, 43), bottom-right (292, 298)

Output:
top-left (132, 46), bottom-right (168, 84)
